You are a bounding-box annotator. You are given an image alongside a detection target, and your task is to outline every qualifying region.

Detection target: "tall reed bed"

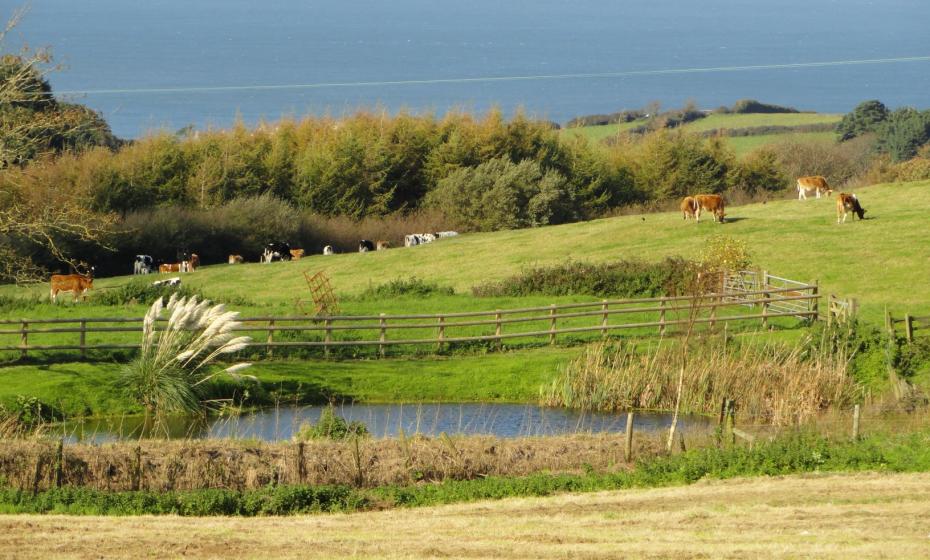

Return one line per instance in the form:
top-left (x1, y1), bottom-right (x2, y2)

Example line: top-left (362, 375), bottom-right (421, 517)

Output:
top-left (542, 337), bottom-right (857, 426)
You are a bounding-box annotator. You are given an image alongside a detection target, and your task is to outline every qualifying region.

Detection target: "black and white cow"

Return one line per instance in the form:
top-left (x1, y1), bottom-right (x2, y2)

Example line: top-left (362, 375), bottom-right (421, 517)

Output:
top-left (133, 255), bottom-right (154, 275)
top-left (323, 245), bottom-right (335, 255)
top-left (262, 242), bottom-right (292, 263)
top-left (358, 240), bottom-right (375, 253)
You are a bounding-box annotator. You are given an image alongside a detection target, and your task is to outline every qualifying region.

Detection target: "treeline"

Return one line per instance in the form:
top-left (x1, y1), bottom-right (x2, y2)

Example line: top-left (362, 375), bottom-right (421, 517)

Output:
top-left (837, 100), bottom-right (930, 160)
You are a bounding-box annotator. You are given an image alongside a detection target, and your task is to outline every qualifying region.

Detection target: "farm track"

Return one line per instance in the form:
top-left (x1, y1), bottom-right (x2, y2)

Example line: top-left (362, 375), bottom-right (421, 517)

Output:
top-left (2, 471), bottom-right (929, 559)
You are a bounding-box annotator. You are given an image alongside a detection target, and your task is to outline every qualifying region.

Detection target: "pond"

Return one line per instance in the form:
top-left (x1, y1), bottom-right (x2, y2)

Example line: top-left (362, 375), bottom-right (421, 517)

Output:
top-left (59, 403), bottom-right (713, 443)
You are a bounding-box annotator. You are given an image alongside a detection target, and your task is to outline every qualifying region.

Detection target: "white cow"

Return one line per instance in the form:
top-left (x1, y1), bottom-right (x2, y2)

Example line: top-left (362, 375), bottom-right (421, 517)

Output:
top-left (323, 245), bottom-right (334, 255)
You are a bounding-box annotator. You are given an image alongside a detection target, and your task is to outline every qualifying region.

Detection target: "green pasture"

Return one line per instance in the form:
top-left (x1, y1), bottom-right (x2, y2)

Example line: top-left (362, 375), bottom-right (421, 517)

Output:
top-left (727, 131), bottom-right (835, 157)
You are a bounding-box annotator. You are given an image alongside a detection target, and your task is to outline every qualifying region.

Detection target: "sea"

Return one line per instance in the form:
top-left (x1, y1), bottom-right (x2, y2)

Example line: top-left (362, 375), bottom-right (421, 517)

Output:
top-left (12, 0), bottom-right (930, 139)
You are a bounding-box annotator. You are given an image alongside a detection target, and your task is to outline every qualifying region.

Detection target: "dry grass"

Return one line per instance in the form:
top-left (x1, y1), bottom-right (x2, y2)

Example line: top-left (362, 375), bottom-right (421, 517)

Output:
top-left (543, 337), bottom-right (857, 426)
top-left (2, 472), bottom-right (929, 559)
top-left (0, 433), bottom-right (671, 492)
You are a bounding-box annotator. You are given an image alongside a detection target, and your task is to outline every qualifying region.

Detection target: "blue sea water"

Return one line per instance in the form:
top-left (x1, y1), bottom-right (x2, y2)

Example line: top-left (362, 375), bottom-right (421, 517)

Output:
top-left (11, 0), bottom-right (930, 138)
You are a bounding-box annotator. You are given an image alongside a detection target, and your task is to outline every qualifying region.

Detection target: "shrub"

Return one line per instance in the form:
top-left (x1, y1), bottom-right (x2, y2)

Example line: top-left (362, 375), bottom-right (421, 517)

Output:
top-left (471, 258), bottom-right (693, 298)
top-left (836, 100), bottom-right (889, 141)
top-left (625, 130), bottom-right (731, 200)
top-left (728, 99), bottom-right (799, 114)
top-left (874, 107), bottom-right (930, 161)
top-left (358, 277), bottom-right (454, 300)
top-left (91, 278), bottom-right (201, 306)
top-left (295, 405), bottom-right (369, 440)
top-left (699, 235), bottom-right (751, 273)
top-left (760, 135), bottom-right (875, 188)
top-left (426, 157), bottom-right (576, 231)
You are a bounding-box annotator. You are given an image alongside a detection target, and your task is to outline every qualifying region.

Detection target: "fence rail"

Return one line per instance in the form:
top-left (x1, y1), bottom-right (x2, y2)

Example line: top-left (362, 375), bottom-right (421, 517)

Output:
top-left (1, 283), bottom-right (820, 359)
top-left (886, 310), bottom-right (930, 341)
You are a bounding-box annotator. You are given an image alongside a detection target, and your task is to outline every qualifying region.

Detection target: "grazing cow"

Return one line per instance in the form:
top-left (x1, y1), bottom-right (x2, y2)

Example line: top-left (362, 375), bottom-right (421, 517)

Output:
top-left (435, 231), bottom-right (459, 238)
top-left (289, 248), bottom-right (305, 260)
top-left (836, 193), bottom-right (866, 223)
top-left (133, 255), bottom-right (154, 275)
top-left (50, 271), bottom-right (94, 302)
top-left (228, 254), bottom-right (244, 264)
top-left (159, 263), bottom-right (182, 273)
top-left (152, 277), bottom-right (181, 288)
top-left (323, 245), bottom-right (334, 255)
top-left (693, 194), bottom-right (726, 223)
top-left (358, 239), bottom-right (375, 253)
top-left (404, 234), bottom-right (422, 247)
top-left (680, 196), bottom-right (698, 220)
top-left (404, 233), bottom-right (439, 247)
top-left (797, 176), bottom-right (833, 200)
top-left (262, 242), bottom-right (291, 263)
top-left (189, 253), bottom-right (200, 270)
top-left (376, 240), bottom-right (390, 251)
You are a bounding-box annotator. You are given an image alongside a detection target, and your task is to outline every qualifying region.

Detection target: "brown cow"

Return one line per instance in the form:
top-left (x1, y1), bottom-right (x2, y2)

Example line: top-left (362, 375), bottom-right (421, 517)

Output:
top-left (693, 194), bottom-right (726, 223)
top-left (680, 196), bottom-right (698, 220)
top-left (50, 273), bottom-right (94, 302)
top-left (376, 240), bottom-right (391, 251)
top-left (289, 248), bottom-right (305, 260)
top-left (797, 176), bottom-right (832, 200)
top-left (189, 253), bottom-right (200, 270)
top-left (836, 193), bottom-right (866, 223)
top-left (160, 263), bottom-right (182, 273)
top-left (228, 254), bottom-right (244, 264)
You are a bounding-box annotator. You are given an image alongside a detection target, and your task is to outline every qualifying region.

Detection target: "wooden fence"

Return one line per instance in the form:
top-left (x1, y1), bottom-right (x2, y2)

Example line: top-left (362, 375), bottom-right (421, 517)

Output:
top-left (0, 285), bottom-right (821, 360)
top-left (886, 310), bottom-right (930, 342)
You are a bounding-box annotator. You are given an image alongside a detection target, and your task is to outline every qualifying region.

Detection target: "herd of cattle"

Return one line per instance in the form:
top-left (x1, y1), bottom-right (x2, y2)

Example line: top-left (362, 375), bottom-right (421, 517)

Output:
top-left (679, 176), bottom-right (867, 224)
top-left (47, 179), bottom-right (868, 302)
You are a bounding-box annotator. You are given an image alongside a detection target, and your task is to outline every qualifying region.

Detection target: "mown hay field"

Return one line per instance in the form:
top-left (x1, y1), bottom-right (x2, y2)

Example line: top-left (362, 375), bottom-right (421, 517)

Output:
top-left (1, 472), bottom-right (928, 559)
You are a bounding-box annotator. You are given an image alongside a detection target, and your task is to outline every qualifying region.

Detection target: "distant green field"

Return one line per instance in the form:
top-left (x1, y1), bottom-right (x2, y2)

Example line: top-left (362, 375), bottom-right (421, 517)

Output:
top-left (562, 112), bottom-right (841, 153)
top-left (727, 131), bottom-right (836, 157)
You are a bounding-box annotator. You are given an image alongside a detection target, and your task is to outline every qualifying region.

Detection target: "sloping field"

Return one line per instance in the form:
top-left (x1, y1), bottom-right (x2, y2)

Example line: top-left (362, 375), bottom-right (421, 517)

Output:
top-left (2, 472), bottom-right (928, 559)
top-left (14, 178), bottom-right (920, 324)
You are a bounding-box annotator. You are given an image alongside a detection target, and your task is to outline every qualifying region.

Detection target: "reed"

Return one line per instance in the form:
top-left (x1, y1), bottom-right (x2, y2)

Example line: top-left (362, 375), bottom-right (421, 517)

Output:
top-left (542, 336), bottom-right (857, 426)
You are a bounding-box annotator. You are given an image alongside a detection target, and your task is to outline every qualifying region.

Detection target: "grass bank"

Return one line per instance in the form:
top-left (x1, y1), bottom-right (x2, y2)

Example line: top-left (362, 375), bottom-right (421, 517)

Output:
top-left (1, 428), bottom-right (928, 516)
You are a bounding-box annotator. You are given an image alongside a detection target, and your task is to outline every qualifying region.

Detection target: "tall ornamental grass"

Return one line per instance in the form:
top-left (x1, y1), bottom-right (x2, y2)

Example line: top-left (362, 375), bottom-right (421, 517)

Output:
top-left (120, 294), bottom-right (253, 418)
top-left (542, 337), bottom-right (857, 426)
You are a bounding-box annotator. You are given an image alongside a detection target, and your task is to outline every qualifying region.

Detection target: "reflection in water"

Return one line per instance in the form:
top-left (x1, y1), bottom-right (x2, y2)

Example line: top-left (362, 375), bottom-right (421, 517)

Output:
top-left (59, 403), bottom-right (712, 443)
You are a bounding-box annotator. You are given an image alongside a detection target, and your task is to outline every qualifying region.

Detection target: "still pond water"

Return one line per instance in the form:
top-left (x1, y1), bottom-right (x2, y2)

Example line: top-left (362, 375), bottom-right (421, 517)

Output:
top-left (61, 403), bottom-right (712, 443)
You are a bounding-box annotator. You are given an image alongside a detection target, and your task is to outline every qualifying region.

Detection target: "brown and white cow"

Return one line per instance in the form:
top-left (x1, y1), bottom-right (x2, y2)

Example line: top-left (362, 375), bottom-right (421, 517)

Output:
top-left (159, 263), bottom-right (181, 273)
top-left (376, 240), bottom-right (391, 251)
top-left (289, 248), bottom-right (305, 260)
top-left (836, 193), bottom-right (866, 223)
top-left (189, 253), bottom-right (200, 270)
top-left (693, 194), bottom-right (726, 223)
top-left (50, 272), bottom-right (94, 302)
top-left (797, 176), bottom-right (833, 200)
top-left (228, 254), bottom-right (244, 264)
top-left (680, 196), bottom-right (698, 220)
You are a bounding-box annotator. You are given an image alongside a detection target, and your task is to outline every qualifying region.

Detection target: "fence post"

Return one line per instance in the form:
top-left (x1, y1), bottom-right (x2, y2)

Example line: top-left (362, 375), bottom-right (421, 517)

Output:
top-left (495, 310), bottom-right (502, 350)
top-left (601, 300), bottom-right (609, 338)
top-left (324, 318), bottom-right (332, 359)
top-left (437, 315), bottom-right (445, 352)
top-left (379, 313), bottom-right (387, 357)
top-left (266, 319), bottom-right (275, 358)
top-left (54, 438), bottom-right (64, 489)
top-left (810, 280), bottom-right (819, 322)
top-left (849, 298), bottom-right (859, 319)
top-left (79, 320), bottom-right (87, 359)
top-left (624, 412), bottom-right (634, 462)
top-left (852, 404), bottom-right (861, 440)
top-left (761, 290), bottom-right (770, 329)
top-left (658, 299), bottom-right (666, 336)
top-left (885, 308), bottom-right (893, 337)
top-left (20, 320), bottom-right (27, 360)
top-left (709, 296), bottom-right (717, 330)
top-left (905, 314), bottom-right (914, 342)
top-left (549, 304), bottom-right (557, 345)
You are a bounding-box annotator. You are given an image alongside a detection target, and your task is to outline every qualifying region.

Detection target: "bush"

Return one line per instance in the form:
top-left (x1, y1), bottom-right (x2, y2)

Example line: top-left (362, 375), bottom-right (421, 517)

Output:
top-left (91, 278), bottom-right (201, 306)
top-left (836, 100), bottom-right (889, 141)
top-left (427, 157), bottom-right (576, 231)
top-left (728, 99), bottom-right (799, 114)
top-left (874, 108), bottom-right (930, 161)
top-left (358, 277), bottom-right (454, 300)
top-left (471, 258), bottom-right (693, 298)
top-left (626, 130), bottom-right (731, 200)
top-left (760, 135), bottom-right (875, 188)
top-left (295, 405), bottom-right (369, 440)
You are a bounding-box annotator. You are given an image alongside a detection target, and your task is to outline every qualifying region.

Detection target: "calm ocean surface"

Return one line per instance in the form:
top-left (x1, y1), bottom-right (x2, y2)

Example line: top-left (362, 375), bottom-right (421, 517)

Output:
top-left (13, 0), bottom-right (930, 138)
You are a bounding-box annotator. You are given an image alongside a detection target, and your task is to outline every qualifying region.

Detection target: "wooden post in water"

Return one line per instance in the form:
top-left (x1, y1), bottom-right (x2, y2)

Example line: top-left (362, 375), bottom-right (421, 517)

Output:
top-left (601, 300), bottom-right (609, 338)
top-left (624, 412), bottom-right (634, 462)
top-left (20, 320), bottom-right (27, 360)
top-left (379, 313), bottom-right (387, 357)
top-left (549, 304), bottom-right (557, 345)
top-left (79, 320), bottom-right (87, 359)
top-left (266, 319), bottom-right (274, 358)
top-left (852, 404), bottom-right (861, 440)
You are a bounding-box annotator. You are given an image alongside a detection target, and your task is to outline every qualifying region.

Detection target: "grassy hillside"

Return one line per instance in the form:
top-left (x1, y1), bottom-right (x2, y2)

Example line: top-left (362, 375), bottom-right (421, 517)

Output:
top-left (3, 179), bottom-right (926, 323)
top-left (563, 112), bottom-right (842, 153)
